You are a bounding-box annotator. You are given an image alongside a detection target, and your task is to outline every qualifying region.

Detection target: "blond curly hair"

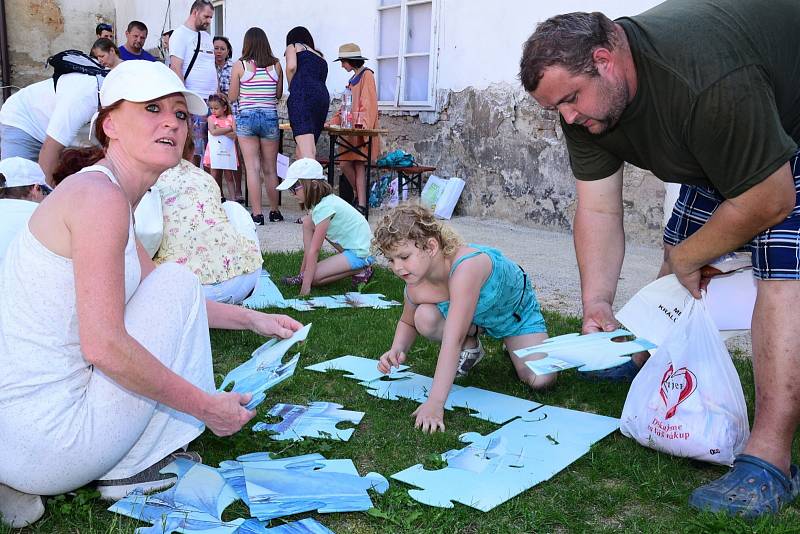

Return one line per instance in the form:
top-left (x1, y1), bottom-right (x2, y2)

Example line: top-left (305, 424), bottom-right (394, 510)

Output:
top-left (372, 203), bottom-right (464, 256)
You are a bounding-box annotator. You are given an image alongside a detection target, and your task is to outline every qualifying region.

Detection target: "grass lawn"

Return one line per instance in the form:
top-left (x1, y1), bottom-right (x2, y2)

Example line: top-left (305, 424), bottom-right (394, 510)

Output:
top-left (8, 251), bottom-right (800, 534)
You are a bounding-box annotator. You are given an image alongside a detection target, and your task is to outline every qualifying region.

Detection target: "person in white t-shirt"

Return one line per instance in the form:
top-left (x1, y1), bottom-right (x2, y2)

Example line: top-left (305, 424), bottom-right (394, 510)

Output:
top-left (0, 158), bottom-right (51, 266)
top-left (169, 0), bottom-right (217, 166)
top-left (0, 73), bottom-right (101, 185)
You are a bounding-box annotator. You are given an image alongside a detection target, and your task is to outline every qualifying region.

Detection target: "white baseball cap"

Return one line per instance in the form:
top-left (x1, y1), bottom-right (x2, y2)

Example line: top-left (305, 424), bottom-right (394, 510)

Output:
top-left (0, 157), bottom-right (51, 190)
top-left (99, 60), bottom-right (207, 115)
top-left (277, 158), bottom-right (327, 191)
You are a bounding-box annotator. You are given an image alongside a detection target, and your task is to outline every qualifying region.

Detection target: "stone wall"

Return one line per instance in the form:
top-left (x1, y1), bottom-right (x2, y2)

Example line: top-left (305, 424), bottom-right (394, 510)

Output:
top-left (378, 83), bottom-right (667, 245)
top-left (2, 0), bottom-right (114, 100)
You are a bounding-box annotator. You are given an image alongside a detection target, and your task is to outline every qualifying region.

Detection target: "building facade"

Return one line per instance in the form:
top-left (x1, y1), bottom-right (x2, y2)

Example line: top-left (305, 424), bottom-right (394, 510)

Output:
top-left (2, 0), bottom-right (668, 243)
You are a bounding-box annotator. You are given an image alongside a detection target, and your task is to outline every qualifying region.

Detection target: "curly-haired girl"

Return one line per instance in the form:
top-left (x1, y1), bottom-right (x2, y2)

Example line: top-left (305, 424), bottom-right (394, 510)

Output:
top-left (373, 204), bottom-right (552, 433)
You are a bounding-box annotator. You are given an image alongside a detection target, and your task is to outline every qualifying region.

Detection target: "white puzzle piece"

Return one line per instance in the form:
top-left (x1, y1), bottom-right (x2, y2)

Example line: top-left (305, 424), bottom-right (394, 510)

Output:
top-left (253, 402), bottom-right (365, 442)
top-left (305, 355), bottom-right (409, 383)
top-left (513, 329), bottom-right (656, 374)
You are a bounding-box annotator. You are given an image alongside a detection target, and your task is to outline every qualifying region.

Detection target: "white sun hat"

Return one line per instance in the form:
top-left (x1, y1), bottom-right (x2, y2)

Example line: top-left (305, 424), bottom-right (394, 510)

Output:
top-left (277, 158), bottom-right (326, 191)
top-left (99, 60), bottom-right (207, 115)
top-left (0, 157), bottom-right (50, 190)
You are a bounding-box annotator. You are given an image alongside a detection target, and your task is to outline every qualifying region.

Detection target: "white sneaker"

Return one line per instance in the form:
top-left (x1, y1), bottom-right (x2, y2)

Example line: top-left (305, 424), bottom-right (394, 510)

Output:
top-left (0, 483), bottom-right (44, 528)
top-left (456, 338), bottom-right (485, 377)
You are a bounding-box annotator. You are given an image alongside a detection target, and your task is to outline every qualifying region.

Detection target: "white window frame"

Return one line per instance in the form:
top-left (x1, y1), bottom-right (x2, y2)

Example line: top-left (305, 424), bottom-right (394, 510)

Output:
top-left (212, 0), bottom-right (225, 37)
top-left (376, 0), bottom-right (439, 111)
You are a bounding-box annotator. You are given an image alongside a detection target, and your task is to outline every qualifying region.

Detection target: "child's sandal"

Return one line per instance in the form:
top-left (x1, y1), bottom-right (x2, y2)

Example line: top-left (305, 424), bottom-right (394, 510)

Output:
top-left (456, 338), bottom-right (485, 377)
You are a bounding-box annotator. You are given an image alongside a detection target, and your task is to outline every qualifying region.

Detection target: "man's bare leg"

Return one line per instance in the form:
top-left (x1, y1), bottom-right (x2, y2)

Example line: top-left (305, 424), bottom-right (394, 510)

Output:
top-left (742, 279), bottom-right (800, 475)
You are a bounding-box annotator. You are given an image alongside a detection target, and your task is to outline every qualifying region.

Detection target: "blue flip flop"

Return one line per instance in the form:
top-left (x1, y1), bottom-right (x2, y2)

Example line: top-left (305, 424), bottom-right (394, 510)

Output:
top-left (689, 454), bottom-right (800, 518)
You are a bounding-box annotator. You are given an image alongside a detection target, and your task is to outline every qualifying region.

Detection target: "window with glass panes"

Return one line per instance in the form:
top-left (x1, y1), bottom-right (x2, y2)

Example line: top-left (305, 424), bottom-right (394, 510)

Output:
top-left (377, 0), bottom-right (436, 109)
top-left (212, 1), bottom-right (224, 37)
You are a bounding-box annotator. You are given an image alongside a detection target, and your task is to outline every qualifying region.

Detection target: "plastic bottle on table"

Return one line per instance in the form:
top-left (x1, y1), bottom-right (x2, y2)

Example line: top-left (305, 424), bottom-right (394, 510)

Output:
top-left (341, 88), bottom-right (352, 128)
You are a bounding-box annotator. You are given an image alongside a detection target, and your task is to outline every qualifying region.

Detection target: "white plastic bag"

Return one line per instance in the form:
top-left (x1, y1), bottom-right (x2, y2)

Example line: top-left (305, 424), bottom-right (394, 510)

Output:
top-left (133, 188), bottom-right (163, 258)
top-left (207, 133), bottom-right (237, 170)
top-left (620, 295), bottom-right (749, 465)
top-left (433, 177), bottom-right (465, 220)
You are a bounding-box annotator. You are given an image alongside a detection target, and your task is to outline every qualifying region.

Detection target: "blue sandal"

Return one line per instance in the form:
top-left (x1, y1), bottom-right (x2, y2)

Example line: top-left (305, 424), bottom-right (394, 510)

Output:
top-left (689, 454), bottom-right (800, 518)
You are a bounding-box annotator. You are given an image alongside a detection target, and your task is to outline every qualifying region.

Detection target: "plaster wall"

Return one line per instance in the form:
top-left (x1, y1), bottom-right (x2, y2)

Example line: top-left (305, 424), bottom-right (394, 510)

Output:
top-left (3, 0), bottom-right (114, 93)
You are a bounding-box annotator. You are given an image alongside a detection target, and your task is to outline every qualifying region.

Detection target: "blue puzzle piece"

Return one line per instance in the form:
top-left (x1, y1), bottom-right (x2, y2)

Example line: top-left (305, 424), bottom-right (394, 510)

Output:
top-left (305, 355), bottom-right (409, 383)
top-left (459, 405), bottom-right (619, 456)
top-left (109, 458), bottom-right (240, 531)
top-left (253, 402), bottom-right (364, 442)
top-left (513, 329), bottom-right (656, 373)
top-left (218, 324), bottom-right (311, 409)
top-left (360, 372), bottom-right (464, 406)
top-left (239, 455), bottom-right (388, 520)
top-left (242, 272), bottom-right (399, 312)
top-left (219, 453), bottom-right (327, 507)
top-left (242, 270), bottom-right (288, 309)
top-left (446, 387), bottom-right (542, 424)
top-left (392, 433), bottom-right (586, 512)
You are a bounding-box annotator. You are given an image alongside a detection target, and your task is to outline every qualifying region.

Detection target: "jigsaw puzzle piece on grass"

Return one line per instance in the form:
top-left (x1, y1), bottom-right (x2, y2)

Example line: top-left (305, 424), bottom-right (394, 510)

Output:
top-left (218, 324), bottom-right (311, 409)
top-left (513, 329), bottom-right (656, 374)
top-left (242, 270), bottom-right (288, 309)
top-left (109, 458), bottom-right (240, 531)
top-left (218, 453), bottom-right (327, 507)
top-left (253, 402), bottom-right (365, 442)
top-left (392, 433), bottom-right (586, 512)
top-left (241, 456), bottom-right (388, 520)
top-left (446, 387), bottom-right (542, 424)
top-left (459, 404), bottom-right (619, 457)
top-left (360, 372), bottom-right (464, 406)
top-left (305, 355), bottom-right (409, 383)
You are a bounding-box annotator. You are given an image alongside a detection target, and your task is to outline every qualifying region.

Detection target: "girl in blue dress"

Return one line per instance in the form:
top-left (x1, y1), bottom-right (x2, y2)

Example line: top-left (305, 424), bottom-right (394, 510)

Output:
top-left (374, 204), bottom-right (553, 433)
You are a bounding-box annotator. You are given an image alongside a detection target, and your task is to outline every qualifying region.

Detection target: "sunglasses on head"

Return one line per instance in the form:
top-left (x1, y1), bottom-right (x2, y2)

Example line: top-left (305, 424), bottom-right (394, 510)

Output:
top-left (98, 23), bottom-right (112, 31)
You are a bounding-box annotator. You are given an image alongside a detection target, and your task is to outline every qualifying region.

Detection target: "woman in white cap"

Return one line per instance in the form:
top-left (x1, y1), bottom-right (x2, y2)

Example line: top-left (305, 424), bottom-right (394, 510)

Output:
top-left (0, 61), bottom-right (302, 527)
top-left (330, 43), bottom-right (381, 216)
top-left (0, 157), bottom-right (51, 265)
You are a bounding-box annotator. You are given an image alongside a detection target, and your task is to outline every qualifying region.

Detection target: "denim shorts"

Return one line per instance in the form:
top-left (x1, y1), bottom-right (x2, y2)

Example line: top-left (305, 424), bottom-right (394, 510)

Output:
top-left (236, 108), bottom-right (279, 140)
top-left (343, 250), bottom-right (374, 271)
top-left (0, 124), bottom-right (42, 161)
top-left (664, 150), bottom-right (800, 280)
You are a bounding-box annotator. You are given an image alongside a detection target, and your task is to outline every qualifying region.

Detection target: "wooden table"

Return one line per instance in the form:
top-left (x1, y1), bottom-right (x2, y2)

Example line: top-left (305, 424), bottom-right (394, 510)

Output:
top-left (280, 123), bottom-right (388, 218)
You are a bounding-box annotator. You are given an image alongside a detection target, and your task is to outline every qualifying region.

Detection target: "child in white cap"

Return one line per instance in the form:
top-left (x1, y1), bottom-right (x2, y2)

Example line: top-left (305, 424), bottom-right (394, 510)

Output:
top-left (0, 157), bottom-right (50, 265)
top-left (278, 158), bottom-right (374, 294)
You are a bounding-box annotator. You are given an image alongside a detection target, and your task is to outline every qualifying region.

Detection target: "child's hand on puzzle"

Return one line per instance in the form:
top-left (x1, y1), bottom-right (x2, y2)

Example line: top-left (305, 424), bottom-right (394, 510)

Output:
top-left (378, 348), bottom-right (407, 374)
top-left (413, 400), bottom-right (445, 433)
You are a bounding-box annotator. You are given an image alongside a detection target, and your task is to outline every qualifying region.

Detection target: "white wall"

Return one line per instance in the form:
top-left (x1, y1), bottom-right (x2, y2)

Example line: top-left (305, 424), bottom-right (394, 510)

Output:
top-left (438, 0), bottom-right (665, 92)
top-left (115, 0), bottom-right (665, 95)
top-left (114, 0), bottom-right (191, 54)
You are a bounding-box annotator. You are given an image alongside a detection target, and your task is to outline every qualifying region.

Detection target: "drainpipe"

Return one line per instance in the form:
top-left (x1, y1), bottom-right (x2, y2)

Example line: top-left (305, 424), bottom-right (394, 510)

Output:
top-left (0, 0), bottom-right (11, 101)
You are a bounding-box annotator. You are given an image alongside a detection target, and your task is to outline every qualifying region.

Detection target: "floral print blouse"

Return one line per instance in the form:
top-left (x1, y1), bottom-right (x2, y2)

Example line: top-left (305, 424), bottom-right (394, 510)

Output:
top-left (153, 160), bottom-right (261, 284)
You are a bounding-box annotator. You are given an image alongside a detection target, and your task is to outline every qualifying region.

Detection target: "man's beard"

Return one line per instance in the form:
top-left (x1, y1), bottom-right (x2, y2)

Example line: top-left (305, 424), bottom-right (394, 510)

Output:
top-left (195, 20), bottom-right (210, 31)
top-left (586, 78), bottom-right (629, 135)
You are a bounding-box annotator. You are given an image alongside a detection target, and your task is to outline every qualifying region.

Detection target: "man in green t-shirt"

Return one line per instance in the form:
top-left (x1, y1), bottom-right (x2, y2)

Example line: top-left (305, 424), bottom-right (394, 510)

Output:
top-left (520, 0), bottom-right (800, 518)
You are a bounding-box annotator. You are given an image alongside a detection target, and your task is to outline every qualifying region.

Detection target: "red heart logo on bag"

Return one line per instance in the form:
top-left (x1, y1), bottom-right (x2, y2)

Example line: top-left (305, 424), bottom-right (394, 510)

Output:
top-left (659, 364), bottom-right (697, 419)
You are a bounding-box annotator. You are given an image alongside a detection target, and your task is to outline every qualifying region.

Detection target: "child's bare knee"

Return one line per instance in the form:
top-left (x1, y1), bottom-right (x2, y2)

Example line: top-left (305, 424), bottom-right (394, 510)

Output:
top-left (414, 304), bottom-right (442, 339)
top-left (517, 367), bottom-right (557, 390)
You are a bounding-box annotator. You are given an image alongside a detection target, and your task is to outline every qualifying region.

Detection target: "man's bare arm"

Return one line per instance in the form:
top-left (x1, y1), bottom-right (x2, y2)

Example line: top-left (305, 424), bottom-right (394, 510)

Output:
top-left (170, 56), bottom-right (184, 81)
top-left (573, 166), bottom-right (625, 333)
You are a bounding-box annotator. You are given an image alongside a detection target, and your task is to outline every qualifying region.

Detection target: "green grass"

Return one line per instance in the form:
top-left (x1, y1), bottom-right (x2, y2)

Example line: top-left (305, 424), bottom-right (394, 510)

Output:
top-left (9, 251), bottom-right (800, 533)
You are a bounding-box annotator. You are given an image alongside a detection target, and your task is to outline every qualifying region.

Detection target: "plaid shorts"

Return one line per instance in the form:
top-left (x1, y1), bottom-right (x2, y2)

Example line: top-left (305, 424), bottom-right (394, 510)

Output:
top-left (191, 113), bottom-right (208, 157)
top-left (664, 151), bottom-right (800, 280)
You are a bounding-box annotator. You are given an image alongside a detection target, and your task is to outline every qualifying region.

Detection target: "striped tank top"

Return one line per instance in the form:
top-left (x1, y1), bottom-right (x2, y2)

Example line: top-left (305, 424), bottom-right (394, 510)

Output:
top-left (238, 60), bottom-right (279, 110)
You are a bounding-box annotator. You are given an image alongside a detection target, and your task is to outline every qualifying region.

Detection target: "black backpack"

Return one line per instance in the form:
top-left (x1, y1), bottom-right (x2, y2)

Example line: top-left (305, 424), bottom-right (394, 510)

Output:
top-left (45, 49), bottom-right (108, 90)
